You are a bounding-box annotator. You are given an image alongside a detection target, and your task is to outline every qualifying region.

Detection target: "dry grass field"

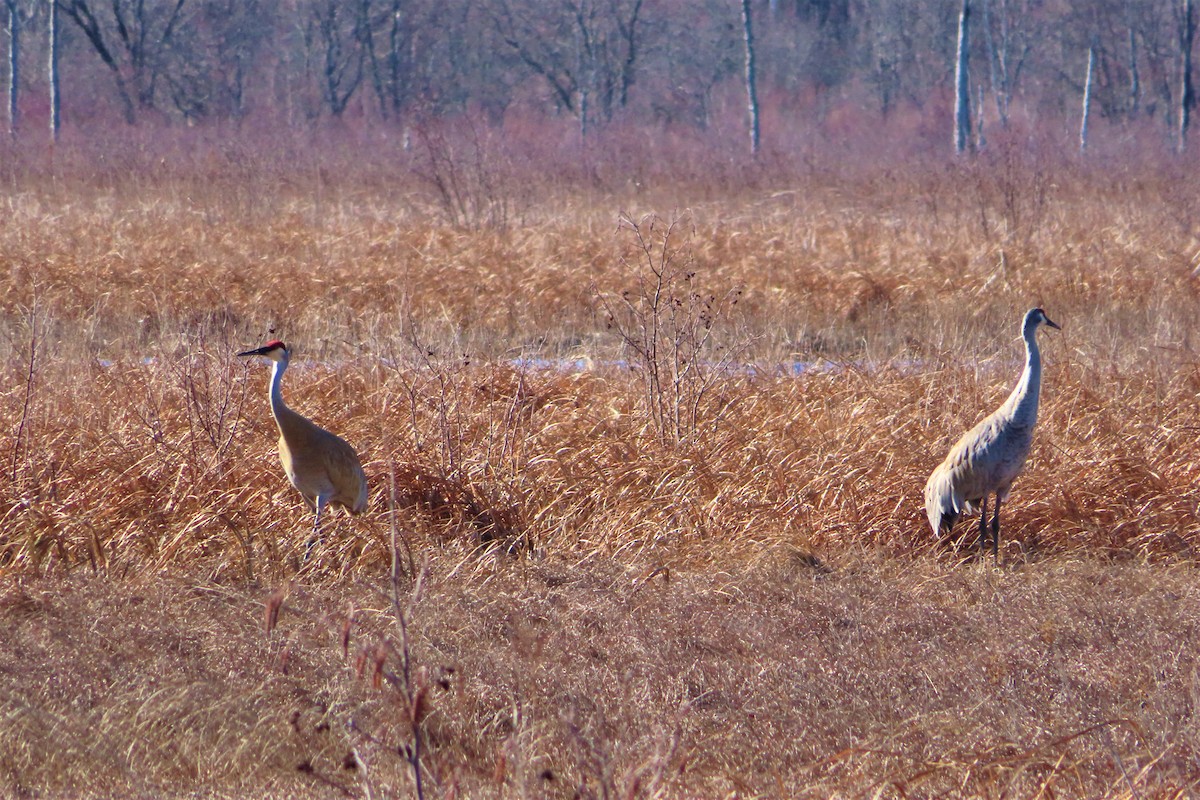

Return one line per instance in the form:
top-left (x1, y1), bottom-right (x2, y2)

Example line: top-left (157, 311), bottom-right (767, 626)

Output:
top-left (1, 132), bottom-right (1199, 798)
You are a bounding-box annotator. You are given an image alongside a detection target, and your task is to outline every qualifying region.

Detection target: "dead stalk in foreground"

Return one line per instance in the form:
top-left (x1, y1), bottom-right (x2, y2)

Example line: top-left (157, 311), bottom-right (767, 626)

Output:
top-left (10, 300), bottom-right (40, 486)
top-left (390, 460), bottom-right (428, 800)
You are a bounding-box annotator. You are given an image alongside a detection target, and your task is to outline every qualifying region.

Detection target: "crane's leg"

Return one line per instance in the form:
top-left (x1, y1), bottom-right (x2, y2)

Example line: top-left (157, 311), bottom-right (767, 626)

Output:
top-left (312, 494), bottom-right (328, 534)
top-left (990, 497), bottom-right (1002, 560)
top-left (304, 494), bottom-right (330, 562)
top-left (978, 496), bottom-right (989, 556)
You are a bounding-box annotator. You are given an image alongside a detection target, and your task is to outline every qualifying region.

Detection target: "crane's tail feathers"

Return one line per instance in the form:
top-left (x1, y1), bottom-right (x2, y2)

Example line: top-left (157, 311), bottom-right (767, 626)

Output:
top-left (924, 465), bottom-right (966, 537)
top-left (351, 480), bottom-right (369, 515)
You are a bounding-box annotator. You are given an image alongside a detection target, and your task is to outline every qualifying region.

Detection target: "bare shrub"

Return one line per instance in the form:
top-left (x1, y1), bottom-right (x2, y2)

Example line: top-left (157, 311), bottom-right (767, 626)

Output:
top-left (378, 314), bottom-right (528, 552)
top-left (595, 213), bottom-right (750, 446)
top-left (411, 115), bottom-right (521, 230)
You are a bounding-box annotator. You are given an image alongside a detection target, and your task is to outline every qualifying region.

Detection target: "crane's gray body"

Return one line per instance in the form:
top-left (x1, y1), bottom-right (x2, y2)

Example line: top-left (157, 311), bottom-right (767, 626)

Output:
top-left (240, 342), bottom-right (368, 532)
top-left (924, 309), bottom-right (1059, 551)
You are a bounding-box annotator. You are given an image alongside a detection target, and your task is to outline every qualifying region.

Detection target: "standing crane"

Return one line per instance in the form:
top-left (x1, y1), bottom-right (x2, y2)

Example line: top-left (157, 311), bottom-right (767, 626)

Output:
top-left (238, 340), bottom-right (368, 536)
top-left (924, 308), bottom-right (1061, 558)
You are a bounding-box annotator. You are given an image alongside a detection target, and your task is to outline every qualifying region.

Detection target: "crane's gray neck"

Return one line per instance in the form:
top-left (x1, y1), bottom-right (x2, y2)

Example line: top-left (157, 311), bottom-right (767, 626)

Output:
top-left (1009, 323), bottom-right (1042, 426)
top-left (268, 355), bottom-right (289, 423)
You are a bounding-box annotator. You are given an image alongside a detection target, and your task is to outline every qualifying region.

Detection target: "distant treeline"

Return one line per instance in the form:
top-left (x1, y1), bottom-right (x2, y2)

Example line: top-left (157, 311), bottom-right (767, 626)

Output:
top-left (1, 0), bottom-right (1196, 152)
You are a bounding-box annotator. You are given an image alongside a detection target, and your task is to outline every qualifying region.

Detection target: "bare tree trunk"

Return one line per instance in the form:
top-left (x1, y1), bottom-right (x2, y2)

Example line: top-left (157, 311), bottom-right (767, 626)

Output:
top-left (1080, 44), bottom-right (1094, 154)
top-left (740, 0), bottom-right (759, 157)
top-left (954, 0), bottom-right (972, 154)
top-left (57, 0), bottom-right (137, 123)
top-left (975, 84), bottom-right (985, 149)
top-left (616, 0), bottom-right (643, 108)
top-left (1128, 13), bottom-right (1140, 114)
top-left (358, 0), bottom-right (386, 120)
top-left (314, 0), bottom-right (364, 117)
top-left (6, 0), bottom-right (18, 136)
top-left (577, 16), bottom-right (589, 139)
top-left (981, 0), bottom-right (1010, 128)
top-left (1181, 0), bottom-right (1195, 151)
top-left (48, 0), bottom-right (58, 140)
top-left (579, 83), bottom-right (588, 138)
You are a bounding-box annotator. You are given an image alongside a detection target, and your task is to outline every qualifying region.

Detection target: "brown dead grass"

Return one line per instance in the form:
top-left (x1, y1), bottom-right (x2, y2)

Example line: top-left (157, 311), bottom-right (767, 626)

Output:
top-left (1, 146), bottom-right (1199, 797)
top-left (1, 557), bottom-right (1197, 798)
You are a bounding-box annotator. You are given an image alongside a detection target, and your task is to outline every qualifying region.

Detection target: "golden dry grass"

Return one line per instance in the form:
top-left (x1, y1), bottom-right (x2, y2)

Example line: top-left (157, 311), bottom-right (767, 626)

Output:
top-left (2, 558), bottom-right (1198, 798)
top-left (1, 141), bottom-right (1199, 797)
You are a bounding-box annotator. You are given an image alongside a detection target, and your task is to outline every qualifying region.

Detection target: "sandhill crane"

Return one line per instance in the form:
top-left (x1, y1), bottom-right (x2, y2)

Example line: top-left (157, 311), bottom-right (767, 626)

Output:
top-left (238, 340), bottom-right (368, 535)
top-left (924, 308), bottom-right (1061, 558)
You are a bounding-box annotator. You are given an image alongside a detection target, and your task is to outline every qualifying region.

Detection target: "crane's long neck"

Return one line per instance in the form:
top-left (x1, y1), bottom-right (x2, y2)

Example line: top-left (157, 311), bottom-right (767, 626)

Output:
top-left (1005, 323), bottom-right (1042, 427)
top-left (268, 357), bottom-right (304, 432)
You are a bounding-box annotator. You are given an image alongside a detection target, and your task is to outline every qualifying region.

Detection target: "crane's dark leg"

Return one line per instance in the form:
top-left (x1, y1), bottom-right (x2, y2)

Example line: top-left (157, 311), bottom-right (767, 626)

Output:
top-left (312, 495), bottom-right (326, 534)
top-left (978, 496), bottom-right (989, 556)
top-left (990, 497), bottom-right (1002, 560)
top-left (305, 495), bottom-right (329, 561)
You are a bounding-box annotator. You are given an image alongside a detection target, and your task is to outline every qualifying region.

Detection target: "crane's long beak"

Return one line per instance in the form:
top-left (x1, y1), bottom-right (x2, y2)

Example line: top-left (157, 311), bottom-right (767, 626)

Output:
top-left (1045, 317), bottom-right (1062, 331)
top-left (237, 346), bottom-right (269, 357)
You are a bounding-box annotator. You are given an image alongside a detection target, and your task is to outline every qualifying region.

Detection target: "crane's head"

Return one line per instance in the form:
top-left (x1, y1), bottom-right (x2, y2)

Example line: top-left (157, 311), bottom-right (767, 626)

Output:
top-left (1024, 308), bottom-right (1061, 333)
top-left (237, 340), bottom-right (289, 363)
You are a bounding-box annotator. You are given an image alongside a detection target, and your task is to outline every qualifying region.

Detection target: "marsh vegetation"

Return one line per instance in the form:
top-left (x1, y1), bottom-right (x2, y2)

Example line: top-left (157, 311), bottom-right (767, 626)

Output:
top-left (0, 131), bottom-right (1198, 797)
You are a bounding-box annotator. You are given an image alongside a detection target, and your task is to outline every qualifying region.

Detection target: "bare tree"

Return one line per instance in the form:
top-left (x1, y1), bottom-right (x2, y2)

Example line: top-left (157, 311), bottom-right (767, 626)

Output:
top-left (740, 0), bottom-right (760, 156)
top-left (310, 0), bottom-right (363, 116)
top-left (356, 0), bottom-right (451, 119)
top-left (358, 0), bottom-right (411, 119)
top-left (1127, 6), bottom-right (1141, 113)
top-left (490, 0), bottom-right (644, 136)
top-left (49, 0), bottom-right (58, 139)
top-left (165, 0), bottom-right (272, 120)
top-left (975, 83), bottom-right (985, 148)
top-left (0, 0), bottom-right (1184, 152)
top-left (5, 0), bottom-right (19, 135)
top-left (954, 0), bottom-right (971, 154)
top-left (979, 0), bottom-right (1034, 129)
top-left (1080, 42), bottom-right (1095, 153)
top-left (980, 0), bottom-right (1003, 126)
top-left (57, 0), bottom-right (190, 123)
top-left (1180, 0), bottom-right (1195, 150)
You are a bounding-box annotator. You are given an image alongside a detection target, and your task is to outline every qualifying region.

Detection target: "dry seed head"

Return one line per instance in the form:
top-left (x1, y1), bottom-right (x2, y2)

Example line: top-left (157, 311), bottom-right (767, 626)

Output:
top-left (277, 641), bottom-right (292, 674)
top-left (372, 644), bottom-right (387, 690)
top-left (411, 685), bottom-right (430, 726)
top-left (354, 646), bottom-right (370, 679)
top-left (340, 606), bottom-right (355, 659)
top-left (492, 751), bottom-right (507, 784)
top-left (264, 589), bottom-right (285, 635)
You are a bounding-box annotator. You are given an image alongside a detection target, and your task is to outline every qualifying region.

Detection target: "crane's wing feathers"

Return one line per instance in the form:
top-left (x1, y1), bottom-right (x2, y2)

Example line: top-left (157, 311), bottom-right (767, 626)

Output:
top-left (275, 411), bottom-right (369, 514)
top-left (925, 403), bottom-right (1037, 535)
top-left (309, 425), bottom-right (369, 513)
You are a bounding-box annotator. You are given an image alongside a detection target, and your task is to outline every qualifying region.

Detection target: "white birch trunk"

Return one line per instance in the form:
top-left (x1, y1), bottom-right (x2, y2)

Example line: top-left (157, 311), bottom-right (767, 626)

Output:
top-left (1080, 45), bottom-right (1094, 154)
top-left (6, 0), bottom-right (17, 136)
top-left (48, 0), bottom-right (58, 141)
top-left (1181, 0), bottom-right (1195, 151)
top-left (740, 0), bottom-right (760, 157)
top-left (975, 84), bottom-right (986, 149)
top-left (954, 0), bottom-right (972, 154)
top-left (1128, 16), bottom-right (1140, 114)
top-left (981, 0), bottom-right (1010, 128)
